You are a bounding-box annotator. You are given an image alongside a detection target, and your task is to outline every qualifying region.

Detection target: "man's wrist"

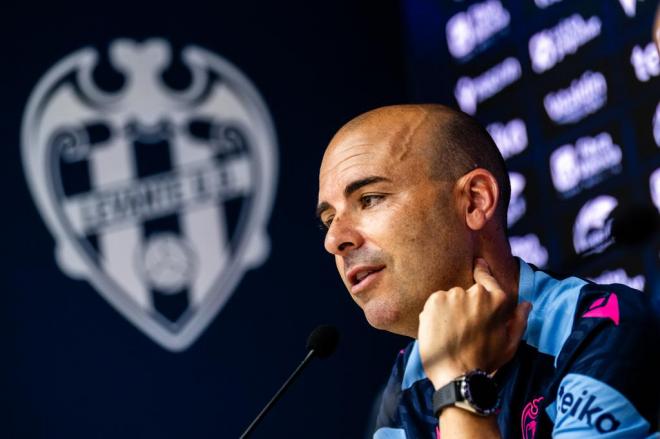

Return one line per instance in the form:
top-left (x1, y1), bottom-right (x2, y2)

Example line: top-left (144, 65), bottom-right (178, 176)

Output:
top-left (438, 406), bottom-right (501, 437)
top-left (429, 367), bottom-right (470, 390)
top-left (439, 405), bottom-right (500, 421)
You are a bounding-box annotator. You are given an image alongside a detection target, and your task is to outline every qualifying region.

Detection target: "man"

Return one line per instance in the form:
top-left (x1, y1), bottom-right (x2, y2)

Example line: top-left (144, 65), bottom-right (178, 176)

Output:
top-left (316, 104), bottom-right (660, 438)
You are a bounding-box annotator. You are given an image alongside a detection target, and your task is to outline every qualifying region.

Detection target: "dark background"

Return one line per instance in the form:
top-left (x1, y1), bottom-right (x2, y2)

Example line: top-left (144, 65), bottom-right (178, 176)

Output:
top-left (1, 3), bottom-right (410, 438)
top-left (2, 1), bottom-right (659, 438)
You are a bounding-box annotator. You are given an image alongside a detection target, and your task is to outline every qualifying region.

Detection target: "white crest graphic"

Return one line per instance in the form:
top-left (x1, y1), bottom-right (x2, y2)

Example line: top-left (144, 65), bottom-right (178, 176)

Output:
top-left (21, 39), bottom-right (278, 351)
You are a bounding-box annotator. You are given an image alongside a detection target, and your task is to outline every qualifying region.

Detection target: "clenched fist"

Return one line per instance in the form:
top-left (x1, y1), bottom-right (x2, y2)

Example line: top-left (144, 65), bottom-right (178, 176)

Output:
top-left (418, 258), bottom-right (532, 390)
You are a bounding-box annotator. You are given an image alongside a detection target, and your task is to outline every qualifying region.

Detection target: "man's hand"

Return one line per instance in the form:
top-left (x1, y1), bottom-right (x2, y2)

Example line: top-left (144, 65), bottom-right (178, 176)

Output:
top-left (418, 258), bottom-right (531, 390)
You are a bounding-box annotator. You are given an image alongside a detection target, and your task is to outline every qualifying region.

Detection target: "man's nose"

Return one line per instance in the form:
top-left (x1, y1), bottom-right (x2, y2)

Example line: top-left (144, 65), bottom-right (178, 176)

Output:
top-left (324, 214), bottom-right (364, 256)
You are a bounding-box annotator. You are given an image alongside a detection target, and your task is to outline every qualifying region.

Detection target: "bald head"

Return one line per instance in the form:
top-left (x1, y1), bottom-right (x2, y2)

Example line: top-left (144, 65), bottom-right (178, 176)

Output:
top-left (327, 104), bottom-right (511, 227)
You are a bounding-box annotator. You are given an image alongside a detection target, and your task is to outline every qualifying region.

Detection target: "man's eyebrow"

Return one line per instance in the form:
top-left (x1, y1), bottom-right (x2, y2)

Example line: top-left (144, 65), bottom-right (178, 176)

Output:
top-left (315, 176), bottom-right (391, 219)
top-left (344, 176), bottom-right (391, 197)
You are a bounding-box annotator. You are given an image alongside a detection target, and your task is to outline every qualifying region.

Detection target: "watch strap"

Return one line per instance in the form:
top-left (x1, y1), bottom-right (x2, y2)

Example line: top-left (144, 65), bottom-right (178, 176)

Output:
top-left (432, 379), bottom-right (463, 417)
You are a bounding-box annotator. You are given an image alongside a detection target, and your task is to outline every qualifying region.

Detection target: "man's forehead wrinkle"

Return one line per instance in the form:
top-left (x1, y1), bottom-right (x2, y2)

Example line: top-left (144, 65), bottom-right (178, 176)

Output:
top-left (333, 161), bottom-right (380, 179)
top-left (319, 162), bottom-right (382, 197)
top-left (322, 136), bottom-right (374, 164)
top-left (388, 108), bottom-right (432, 162)
top-left (320, 150), bottom-right (372, 183)
top-left (326, 139), bottom-right (374, 155)
top-left (320, 104), bottom-right (451, 190)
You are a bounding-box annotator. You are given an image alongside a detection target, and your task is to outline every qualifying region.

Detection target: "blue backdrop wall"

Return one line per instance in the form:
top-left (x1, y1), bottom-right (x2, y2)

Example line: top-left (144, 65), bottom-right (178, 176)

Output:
top-left (1, 3), bottom-right (410, 438)
top-left (2, 1), bottom-right (659, 438)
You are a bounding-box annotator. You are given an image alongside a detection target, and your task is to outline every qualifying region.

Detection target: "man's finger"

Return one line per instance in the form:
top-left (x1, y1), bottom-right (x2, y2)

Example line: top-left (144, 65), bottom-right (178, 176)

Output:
top-left (472, 258), bottom-right (505, 294)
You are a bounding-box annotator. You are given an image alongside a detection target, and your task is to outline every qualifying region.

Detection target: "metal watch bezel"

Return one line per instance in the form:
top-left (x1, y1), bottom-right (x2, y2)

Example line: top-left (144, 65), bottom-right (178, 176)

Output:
top-left (457, 369), bottom-right (501, 416)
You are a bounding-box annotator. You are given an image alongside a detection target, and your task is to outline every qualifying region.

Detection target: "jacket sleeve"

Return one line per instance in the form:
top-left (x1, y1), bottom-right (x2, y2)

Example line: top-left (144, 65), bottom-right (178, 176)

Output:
top-left (546, 284), bottom-right (660, 438)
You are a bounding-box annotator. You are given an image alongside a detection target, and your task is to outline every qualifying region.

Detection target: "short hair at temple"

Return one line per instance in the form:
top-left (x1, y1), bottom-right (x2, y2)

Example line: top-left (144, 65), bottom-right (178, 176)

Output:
top-left (424, 105), bottom-right (511, 228)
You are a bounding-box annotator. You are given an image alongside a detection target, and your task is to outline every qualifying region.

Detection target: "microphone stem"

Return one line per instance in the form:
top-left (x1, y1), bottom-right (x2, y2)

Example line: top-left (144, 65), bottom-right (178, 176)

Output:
top-left (239, 349), bottom-right (316, 438)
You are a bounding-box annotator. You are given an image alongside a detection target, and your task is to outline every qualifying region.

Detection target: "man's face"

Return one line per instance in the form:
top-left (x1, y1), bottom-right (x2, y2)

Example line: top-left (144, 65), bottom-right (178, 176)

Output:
top-left (317, 113), bottom-right (473, 337)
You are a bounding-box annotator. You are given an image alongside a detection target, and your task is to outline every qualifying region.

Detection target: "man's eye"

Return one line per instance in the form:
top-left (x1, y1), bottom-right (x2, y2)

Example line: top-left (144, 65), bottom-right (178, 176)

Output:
top-left (360, 194), bottom-right (384, 208)
top-left (319, 216), bottom-right (334, 231)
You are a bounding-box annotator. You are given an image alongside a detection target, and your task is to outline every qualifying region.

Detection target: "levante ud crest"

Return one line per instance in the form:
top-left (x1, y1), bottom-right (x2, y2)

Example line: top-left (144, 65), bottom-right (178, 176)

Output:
top-left (21, 38), bottom-right (278, 351)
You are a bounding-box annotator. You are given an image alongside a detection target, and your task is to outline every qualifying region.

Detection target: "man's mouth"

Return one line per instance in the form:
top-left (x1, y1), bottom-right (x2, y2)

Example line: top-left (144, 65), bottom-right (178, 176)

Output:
top-left (346, 265), bottom-right (386, 294)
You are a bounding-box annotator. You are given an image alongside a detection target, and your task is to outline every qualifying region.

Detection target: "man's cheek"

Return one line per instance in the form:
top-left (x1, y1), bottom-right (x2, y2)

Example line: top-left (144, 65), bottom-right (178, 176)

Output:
top-left (335, 257), bottom-right (347, 284)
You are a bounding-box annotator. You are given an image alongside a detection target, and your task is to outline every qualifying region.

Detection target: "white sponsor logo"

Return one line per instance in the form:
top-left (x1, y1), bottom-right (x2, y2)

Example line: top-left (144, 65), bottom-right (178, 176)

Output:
top-left (654, 102), bottom-right (660, 147)
top-left (630, 42), bottom-right (660, 82)
top-left (529, 14), bottom-right (601, 74)
top-left (618, 0), bottom-right (639, 17)
top-left (455, 57), bottom-right (521, 115)
top-left (589, 268), bottom-right (645, 291)
top-left (573, 195), bottom-right (617, 256)
top-left (446, 0), bottom-right (510, 59)
top-left (535, 0), bottom-right (563, 8)
top-left (650, 168), bottom-right (660, 213)
top-left (21, 39), bottom-right (279, 351)
top-left (486, 118), bottom-right (528, 160)
top-left (557, 382), bottom-right (622, 434)
top-left (508, 172), bottom-right (527, 227)
top-left (510, 234), bottom-right (549, 268)
top-left (549, 132), bottom-right (622, 196)
top-left (544, 71), bottom-right (607, 125)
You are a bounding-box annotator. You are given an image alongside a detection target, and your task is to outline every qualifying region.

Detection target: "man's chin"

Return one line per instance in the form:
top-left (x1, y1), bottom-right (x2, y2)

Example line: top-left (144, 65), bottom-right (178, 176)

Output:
top-left (363, 301), bottom-right (407, 335)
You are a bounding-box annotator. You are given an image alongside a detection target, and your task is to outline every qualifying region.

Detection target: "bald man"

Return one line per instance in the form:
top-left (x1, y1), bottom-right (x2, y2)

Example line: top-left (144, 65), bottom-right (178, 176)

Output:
top-left (317, 104), bottom-right (659, 438)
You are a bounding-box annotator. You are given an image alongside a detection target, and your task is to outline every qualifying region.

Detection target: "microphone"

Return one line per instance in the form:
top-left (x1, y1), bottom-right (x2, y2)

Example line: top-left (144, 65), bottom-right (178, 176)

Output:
top-left (239, 325), bottom-right (339, 438)
top-left (307, 324), bottom-right (340, 358)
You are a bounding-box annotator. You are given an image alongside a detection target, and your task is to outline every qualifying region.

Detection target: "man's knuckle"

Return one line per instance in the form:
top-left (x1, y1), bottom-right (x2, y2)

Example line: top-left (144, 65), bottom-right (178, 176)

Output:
top-left (492, 289), bottom-right (507, 302)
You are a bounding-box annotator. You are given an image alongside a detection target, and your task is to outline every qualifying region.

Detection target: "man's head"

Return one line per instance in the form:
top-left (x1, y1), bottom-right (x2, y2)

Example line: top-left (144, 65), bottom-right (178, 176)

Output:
top-left (317, 104), bottom-right (511, 337)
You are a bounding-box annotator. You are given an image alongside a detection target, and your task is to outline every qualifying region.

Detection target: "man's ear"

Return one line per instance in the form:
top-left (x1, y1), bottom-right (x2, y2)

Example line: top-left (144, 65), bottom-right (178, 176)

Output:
top-left (456, 168), bottom-right (500, 231)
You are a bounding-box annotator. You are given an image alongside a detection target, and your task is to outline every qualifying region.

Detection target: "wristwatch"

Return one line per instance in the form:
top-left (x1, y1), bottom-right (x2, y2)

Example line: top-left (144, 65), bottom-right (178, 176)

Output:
top-left (432, 369), bottom-right (501, 417)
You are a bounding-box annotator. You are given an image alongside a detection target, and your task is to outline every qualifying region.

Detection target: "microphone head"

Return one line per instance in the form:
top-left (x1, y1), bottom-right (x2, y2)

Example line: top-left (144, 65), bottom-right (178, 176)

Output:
top-left (306, 325), bottom-right (339, 359)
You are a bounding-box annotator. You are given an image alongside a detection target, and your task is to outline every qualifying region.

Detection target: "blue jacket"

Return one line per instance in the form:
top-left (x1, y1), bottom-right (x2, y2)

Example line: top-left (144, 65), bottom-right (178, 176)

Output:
top-left (374, 259), bottom-right (660, 438)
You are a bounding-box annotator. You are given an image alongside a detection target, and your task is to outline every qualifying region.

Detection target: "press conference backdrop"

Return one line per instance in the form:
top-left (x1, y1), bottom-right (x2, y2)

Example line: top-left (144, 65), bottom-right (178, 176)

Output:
top-left (1, 2), bottom-right (658, 439)
top-left (403, 0), bottom-right (660, 300)
top-left (1, 4), bottom-right (411, 439)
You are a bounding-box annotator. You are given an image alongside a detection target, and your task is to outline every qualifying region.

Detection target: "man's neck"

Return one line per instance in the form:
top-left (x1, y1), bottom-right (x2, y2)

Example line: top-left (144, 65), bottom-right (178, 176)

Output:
top-left (482, 253), bottom-right (520, 302)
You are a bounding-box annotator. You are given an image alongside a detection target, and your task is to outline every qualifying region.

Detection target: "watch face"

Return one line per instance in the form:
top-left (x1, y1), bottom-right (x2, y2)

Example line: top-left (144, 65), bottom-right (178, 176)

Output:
top-left (464, 371), bottom-right (500, 412)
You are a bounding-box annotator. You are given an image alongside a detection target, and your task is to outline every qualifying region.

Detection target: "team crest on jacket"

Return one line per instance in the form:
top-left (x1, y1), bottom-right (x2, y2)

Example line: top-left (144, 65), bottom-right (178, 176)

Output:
top-left (21, 38), bottom-right (278, 351)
